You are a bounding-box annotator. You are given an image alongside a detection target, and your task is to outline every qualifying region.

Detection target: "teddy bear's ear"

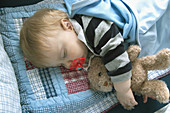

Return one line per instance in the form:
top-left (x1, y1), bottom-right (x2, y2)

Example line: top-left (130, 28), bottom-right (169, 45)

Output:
top-left (127, 45), bottom-right (141, 62)
top-left (89, 56), bottom-right (97, 67)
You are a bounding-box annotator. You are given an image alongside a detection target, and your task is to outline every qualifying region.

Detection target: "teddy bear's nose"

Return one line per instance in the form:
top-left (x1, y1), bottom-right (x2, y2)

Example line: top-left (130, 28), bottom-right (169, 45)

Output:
top-left (104, 81), bottom-right (108, 86)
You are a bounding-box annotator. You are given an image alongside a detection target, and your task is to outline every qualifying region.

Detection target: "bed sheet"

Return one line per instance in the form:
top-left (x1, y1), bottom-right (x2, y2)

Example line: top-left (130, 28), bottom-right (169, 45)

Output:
top-left (64, 0), bottom-right (170, 57)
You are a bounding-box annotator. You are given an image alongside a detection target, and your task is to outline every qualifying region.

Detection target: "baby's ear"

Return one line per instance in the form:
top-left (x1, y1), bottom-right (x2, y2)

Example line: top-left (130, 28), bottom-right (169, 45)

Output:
top-left (60, 19), bottom-right (73, 31)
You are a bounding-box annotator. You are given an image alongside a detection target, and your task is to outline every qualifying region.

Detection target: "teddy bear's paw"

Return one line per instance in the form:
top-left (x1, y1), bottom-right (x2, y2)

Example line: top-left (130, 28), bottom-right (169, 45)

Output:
top-left (157, 48), bottom-right (170, 64)
top-left (151, 80), bottom-right (170, 103)
top-left (156, 95), bottom-right (169, 103)
top-left (127, 45), bottom-right (141, 62)
top-left (140, 80), bottom-right (169, 103)
top-left (128, 45), bottom-right (141, 52)
top-left (155, 87), bottom-right (170, 103)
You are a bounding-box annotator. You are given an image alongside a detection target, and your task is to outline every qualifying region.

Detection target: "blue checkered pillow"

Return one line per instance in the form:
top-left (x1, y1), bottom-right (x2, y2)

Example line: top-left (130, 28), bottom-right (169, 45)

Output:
top-left (0, 36), bottom-right (21, 112)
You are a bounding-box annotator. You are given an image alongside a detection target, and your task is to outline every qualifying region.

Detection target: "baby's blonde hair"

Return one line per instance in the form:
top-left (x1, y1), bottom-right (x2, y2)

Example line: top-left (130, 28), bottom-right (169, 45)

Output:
top-left (20, 8), bottom-right (68, 67)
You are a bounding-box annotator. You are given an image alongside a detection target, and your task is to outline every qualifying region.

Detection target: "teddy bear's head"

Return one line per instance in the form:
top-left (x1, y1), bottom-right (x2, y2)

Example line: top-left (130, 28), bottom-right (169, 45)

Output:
top-left (87, 56), bottom-right (113, 92)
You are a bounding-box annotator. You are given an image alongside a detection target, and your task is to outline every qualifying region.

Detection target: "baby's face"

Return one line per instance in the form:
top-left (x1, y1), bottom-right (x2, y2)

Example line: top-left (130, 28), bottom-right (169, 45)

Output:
top-left (45, 29), bottom-right (88, 69)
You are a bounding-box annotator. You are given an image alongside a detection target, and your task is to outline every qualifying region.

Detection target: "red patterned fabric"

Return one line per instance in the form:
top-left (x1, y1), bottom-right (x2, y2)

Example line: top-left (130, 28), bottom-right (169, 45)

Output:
top-left (60, 66), bottom-right (89, 94)
top-left (24, 59), bottom-right (89, 94)
top-left (24, 59), bottom-right (36, 70)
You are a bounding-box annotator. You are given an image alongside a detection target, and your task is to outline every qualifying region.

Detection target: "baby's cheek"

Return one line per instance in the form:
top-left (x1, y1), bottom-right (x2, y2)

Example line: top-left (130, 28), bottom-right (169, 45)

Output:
top-left (70, 50), bottom-right (81, 58)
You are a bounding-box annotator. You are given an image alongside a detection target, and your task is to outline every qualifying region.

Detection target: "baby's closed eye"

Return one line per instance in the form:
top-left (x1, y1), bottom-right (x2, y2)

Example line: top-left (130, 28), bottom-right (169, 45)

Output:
top-left (61, 48), bottom-right (67, 58)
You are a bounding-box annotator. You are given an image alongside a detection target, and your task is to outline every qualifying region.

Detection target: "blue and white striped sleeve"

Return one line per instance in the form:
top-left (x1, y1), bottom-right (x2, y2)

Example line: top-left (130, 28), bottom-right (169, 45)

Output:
top-left (73, 15), bottom-right (132, 83)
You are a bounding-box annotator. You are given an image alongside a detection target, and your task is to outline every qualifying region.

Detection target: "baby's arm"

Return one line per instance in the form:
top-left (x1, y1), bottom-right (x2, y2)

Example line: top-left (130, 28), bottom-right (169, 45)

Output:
top-left (113, 78), bottom-right (138, 109)
top-left (73, 15), bottom-right (138, 109)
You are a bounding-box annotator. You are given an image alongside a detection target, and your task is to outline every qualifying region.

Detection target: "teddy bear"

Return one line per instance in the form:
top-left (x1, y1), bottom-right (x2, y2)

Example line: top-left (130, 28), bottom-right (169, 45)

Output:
top-left (87, 56), bottom-right (113, 92)
top-left (87, 45), bottom-right (170, 109)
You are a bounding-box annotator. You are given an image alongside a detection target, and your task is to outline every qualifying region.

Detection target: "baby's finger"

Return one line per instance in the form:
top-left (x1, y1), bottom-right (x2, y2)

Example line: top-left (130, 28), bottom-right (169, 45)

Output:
top-left (130, 98), bottom-right (138, 106)
top-left (131, 100), bottom-right (138, 106)
top-left (123, 101), bottom-right (136, 108)
top-left (123, 105), bottom-right (134, 110)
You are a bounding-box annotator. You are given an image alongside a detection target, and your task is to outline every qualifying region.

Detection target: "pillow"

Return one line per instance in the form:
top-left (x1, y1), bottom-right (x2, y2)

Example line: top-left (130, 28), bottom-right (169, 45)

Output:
top-left (0, 35), bottom-right (21, 112)
top-left (0, 0), bottom-right (119, 112)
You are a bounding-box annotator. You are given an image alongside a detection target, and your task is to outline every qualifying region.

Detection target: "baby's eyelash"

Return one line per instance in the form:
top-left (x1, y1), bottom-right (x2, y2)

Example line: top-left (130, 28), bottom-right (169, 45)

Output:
top-left (63, 49), bottom-right (67, 58)
top-left (61, 48), bottom-right (66, 58)
top-left (60, 63), bottom-right (64, 66)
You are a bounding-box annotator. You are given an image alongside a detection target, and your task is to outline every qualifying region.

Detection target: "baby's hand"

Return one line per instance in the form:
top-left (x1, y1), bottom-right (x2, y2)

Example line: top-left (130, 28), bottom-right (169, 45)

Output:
top-left (116, 88), bottom-right (138, 110)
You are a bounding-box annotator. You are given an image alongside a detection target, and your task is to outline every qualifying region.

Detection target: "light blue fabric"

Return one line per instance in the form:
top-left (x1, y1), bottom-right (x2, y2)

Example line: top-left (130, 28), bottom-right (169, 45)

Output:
top-left (64, 0), bottom-right (139, 49)
top-left (64, 0), bottom-right (170, 56)
top-left (134, 0), bottom-right (170, 57)
top-left (0, 36), bottom-right (21, 112)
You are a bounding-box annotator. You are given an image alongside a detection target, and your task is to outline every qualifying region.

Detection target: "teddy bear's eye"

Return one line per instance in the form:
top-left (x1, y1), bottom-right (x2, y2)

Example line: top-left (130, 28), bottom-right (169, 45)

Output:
top-left (98, 72), bottom-right (102, 76)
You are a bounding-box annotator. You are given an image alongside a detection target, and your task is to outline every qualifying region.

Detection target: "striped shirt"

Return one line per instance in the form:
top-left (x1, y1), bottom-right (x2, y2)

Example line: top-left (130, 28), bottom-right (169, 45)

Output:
top-left (72, 15), bottom-right (132, 82)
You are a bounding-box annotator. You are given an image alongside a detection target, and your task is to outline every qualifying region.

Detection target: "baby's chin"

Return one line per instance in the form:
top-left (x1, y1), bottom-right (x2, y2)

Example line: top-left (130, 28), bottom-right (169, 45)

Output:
top-left (82, 53), bottom-right (87, 59)
top-left (83, 49), bottom-right (88, 59)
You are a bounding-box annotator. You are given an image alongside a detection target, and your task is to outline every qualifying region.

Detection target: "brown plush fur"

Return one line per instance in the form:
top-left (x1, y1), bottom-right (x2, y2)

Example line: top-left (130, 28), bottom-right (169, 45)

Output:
top-left (128, 45), bottom-right (170, 105)
top-left (88, 57), bottom-right (113, 92)
top-left (87, 45), bottom-right (170, 110)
